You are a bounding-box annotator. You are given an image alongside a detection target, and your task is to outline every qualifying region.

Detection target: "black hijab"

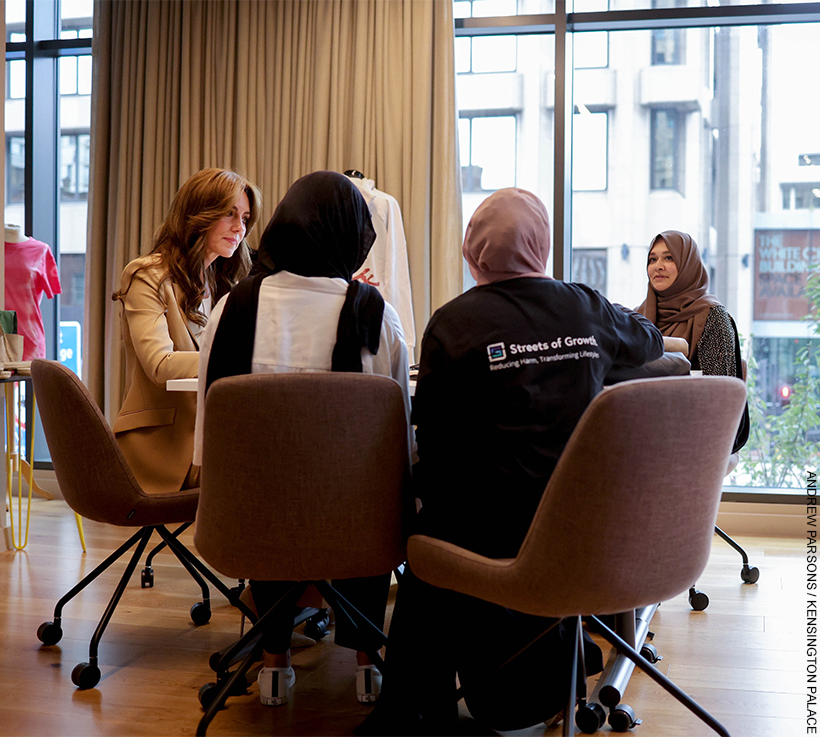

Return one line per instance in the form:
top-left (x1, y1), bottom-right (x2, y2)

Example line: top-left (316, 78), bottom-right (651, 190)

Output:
top-left (206, 171), bottom-right (384, 393)
top-left (254, 170), bottom-right (375, 279)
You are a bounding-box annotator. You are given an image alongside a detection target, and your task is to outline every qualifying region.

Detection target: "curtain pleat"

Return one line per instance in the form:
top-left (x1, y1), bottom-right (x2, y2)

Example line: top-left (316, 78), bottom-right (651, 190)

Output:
top-left (87, 0), bottom-right (462, 416)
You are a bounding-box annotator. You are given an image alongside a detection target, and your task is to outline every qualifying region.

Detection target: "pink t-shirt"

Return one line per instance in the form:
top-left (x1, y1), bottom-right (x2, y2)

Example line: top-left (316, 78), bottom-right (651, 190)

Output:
top-left (4, 238), bottom-right (61, 360)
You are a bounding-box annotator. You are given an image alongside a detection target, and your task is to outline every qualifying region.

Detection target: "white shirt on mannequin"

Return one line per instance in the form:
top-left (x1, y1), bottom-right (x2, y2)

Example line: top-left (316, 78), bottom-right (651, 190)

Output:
top-left (346, 175), bottom-right (416, 356)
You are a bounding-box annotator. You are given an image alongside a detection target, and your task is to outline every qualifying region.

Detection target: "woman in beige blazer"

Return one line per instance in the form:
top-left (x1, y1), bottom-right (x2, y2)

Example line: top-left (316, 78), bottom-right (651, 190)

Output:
top-left (113, 168), bottom-right (262, 495)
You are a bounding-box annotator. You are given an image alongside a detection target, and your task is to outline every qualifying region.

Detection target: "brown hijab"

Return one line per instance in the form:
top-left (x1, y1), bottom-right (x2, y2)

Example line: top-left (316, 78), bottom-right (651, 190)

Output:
top-left (636, 230), bottom-right (721, 360)
top-left (462, 188), bottom-right (551, 285)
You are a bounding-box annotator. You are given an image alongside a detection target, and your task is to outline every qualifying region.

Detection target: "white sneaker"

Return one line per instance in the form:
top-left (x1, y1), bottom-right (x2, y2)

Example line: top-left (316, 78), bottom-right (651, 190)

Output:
top-left (257, 666), bottom-right (296, 706)
top-left (356, 665), bottom-right (382, 703)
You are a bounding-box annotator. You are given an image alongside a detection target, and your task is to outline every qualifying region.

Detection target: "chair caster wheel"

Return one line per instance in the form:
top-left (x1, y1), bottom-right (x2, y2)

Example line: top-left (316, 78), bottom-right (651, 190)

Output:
top-left (741, 565), bottom-right (760, 584)
top-left (688, 587), bottom-right (709, 611)
top-left (37, 621), bottom-right (63, 646)
top-left (209, 650), bottom-right (224, 673)
top-left (640, 642), bottom-right (661, 664)
top-left (199, 682), bottom-right (220, 710)
top-left (304, 611), bottom-right (330, 640)
top-left (608, 704), bottom-right (640, 732)
top-left (141, 567), bottom-right (154, 588)
top-left (575, 701), bottom-right (606, 733)
top-left (191, 602), bottom-right (212, 626)
top-left (72, 661), bottom-right (101, 689)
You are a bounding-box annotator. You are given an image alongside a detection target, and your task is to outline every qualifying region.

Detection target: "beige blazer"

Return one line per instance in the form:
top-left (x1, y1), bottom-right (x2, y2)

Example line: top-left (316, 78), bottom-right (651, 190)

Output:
top-left (112, 254), bottom-right (207, 496)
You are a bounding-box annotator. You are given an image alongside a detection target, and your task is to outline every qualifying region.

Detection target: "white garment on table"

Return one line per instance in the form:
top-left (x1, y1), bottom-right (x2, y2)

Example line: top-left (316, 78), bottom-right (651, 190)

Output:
top-left (347, 176), bottom-right (416, 354)
top-left (193, 270), bottom-right (412, 465)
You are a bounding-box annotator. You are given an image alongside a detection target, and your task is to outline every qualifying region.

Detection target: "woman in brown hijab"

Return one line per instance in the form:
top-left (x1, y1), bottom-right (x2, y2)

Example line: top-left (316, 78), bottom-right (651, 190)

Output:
top-left (637, 230), bottom-right (749, 455)
top-left (637, 230), bottom-right (737, 375)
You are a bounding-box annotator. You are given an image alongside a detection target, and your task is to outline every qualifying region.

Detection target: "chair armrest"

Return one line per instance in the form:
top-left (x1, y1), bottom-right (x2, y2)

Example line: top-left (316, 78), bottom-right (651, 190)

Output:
top-left (407, 535), bottom-right (515, 599)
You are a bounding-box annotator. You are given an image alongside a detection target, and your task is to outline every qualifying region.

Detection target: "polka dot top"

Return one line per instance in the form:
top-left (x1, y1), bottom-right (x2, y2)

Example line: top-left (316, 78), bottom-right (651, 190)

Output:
top-left (693, 304), bottom-right (737, 376)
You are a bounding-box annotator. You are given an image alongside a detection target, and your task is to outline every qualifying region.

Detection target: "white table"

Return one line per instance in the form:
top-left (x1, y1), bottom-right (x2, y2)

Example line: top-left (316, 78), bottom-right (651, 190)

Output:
top-left (167, 378), bottom-right (198, 392)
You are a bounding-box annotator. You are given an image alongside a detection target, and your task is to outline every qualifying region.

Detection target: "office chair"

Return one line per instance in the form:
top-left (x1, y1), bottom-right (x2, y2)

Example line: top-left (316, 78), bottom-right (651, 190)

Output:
top-left (407, 376), bottom-right (747, 737)
top-left (30, 359), bottom-right (254, 689)
top-left (689, 359), bottom-right (759, 611)
top-left (193, 372), bottom-right (409, 735)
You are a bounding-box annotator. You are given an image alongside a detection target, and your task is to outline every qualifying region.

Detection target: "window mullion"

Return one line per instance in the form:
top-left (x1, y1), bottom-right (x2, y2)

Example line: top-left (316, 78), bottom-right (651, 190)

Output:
top-left (553, 0), bottom-right (572, 281)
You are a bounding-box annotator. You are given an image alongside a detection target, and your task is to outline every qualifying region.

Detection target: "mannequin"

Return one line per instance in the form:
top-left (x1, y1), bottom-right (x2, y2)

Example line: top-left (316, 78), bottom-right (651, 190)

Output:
top-left (4, 225), bottom-right (61, 360)
top-left (4, 223), bottom-right (28, 244)
top-left (343, 171), bottom-right (416, 354)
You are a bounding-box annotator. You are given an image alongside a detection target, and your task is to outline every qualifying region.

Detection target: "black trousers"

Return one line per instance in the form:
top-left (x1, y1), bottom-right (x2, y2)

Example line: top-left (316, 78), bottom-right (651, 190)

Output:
top-left (250, 574), bottom-right (392, 655)
top-left (376, 566), bottom-right (604, 733)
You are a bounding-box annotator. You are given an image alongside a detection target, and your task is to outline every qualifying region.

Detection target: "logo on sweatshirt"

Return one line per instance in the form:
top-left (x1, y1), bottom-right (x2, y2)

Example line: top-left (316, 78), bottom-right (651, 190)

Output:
top-left (487, 342), bottom-right (507, 362)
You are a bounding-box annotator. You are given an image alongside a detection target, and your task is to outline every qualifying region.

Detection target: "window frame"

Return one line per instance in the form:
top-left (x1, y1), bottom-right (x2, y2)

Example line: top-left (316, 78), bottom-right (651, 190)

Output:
top-left (5, 3), bottom-right (92, 355)
top-left (5, 0), bottom-right (92, 469)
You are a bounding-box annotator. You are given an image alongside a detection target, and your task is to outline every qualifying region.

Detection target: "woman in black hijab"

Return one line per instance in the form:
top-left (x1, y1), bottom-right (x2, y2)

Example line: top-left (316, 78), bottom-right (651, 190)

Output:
top-left (194, 171), bottom-right (412, 708)
top-left (206, 170), bottom-right (389, 385)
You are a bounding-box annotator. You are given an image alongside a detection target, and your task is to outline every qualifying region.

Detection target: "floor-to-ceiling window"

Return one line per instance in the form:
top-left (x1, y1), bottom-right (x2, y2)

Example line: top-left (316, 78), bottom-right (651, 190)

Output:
top-left (455, 0), bottom-right (820, 497)
top-left (5, 0), bottom-right (92, 373)
top-left (5, 0), bottom-right (93, 463)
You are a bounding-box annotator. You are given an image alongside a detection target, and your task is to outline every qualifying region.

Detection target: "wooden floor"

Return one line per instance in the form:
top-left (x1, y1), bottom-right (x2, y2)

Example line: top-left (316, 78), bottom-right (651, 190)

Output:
top-left (0, 498), bottom-right (804, 737)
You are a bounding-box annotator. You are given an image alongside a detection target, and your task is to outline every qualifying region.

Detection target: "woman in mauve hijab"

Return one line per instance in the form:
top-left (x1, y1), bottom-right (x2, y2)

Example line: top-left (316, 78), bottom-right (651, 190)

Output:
top-left (194, 171), bottom-right (411, 710)
top-left (636, 230), bottom-right (748, 452)
top-left (359, 188), bottom-right (663, 736)
top-left (415, 188), bottom-right (662, 557)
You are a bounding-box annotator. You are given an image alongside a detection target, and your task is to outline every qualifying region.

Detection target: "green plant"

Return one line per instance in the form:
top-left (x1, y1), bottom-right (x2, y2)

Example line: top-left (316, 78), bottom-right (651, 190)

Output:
top-left (738, 265), bottom-right (820, 488)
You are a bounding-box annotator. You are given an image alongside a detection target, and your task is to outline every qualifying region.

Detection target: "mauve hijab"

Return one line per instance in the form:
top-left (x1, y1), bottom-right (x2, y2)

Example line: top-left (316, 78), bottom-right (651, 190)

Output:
top-left (462, 188), bottom-right (551, 285)
top-left (636, 230), bottom-right (721, 360)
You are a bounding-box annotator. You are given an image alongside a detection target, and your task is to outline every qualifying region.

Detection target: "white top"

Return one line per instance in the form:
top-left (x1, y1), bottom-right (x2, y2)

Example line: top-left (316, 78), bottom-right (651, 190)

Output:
top-left (193, 271), bottom-right (412, 465)
top-left (348, 176), bottom-right (416, 355)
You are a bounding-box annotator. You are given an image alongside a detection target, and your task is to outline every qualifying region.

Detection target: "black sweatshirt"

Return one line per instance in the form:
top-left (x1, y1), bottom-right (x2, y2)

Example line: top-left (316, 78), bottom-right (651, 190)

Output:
top-left (412, 276), bottom-right (664, 558)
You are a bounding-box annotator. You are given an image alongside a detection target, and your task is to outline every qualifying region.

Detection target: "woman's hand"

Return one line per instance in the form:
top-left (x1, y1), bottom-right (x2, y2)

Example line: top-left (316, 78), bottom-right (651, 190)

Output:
top-left (663, 336), bottom-right (689, 354)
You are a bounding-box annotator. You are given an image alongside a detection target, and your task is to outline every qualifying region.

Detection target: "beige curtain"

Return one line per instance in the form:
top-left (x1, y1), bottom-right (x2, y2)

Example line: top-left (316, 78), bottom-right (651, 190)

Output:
top-left (86, 0), bottom-right (462, 418)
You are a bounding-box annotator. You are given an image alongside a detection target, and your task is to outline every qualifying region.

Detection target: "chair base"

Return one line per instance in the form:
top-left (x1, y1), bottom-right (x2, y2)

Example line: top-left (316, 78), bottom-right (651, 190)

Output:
top-left (140, 521), bottom-right (193, 587)
top-left (591, 605), bottom-right (658, 709)
top-left (689, 526), bottom-right (760, 610)
top-left (36, 524), bottom-right (256, 690)
top-left (581, 615), bottom-right (731, 737)
top-left (450, 611), bottom-right (730, 737)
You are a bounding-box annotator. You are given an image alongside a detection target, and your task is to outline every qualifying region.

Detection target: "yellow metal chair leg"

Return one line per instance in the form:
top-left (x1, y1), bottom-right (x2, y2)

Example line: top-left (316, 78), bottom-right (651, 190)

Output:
top-left (6, 382), bottom-right (32, 550)
top-left (5, 379), bottom-right (86, 552)
top-left (75, 513), bottom-right (86, 552)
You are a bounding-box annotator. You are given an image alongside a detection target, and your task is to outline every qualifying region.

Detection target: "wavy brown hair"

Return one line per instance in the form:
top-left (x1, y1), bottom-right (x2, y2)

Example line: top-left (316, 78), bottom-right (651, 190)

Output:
top-left (144, 168), bottom-right (262, 325)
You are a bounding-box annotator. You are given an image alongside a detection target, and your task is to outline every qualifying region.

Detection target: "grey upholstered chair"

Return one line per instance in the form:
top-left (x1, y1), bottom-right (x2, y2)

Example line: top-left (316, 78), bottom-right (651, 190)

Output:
top-left (408, 375), bottom-right (747, 737)
top-left (193, 372), bottom-right (410, 735)
top-left (30, 359), bottom-right (253, 690)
